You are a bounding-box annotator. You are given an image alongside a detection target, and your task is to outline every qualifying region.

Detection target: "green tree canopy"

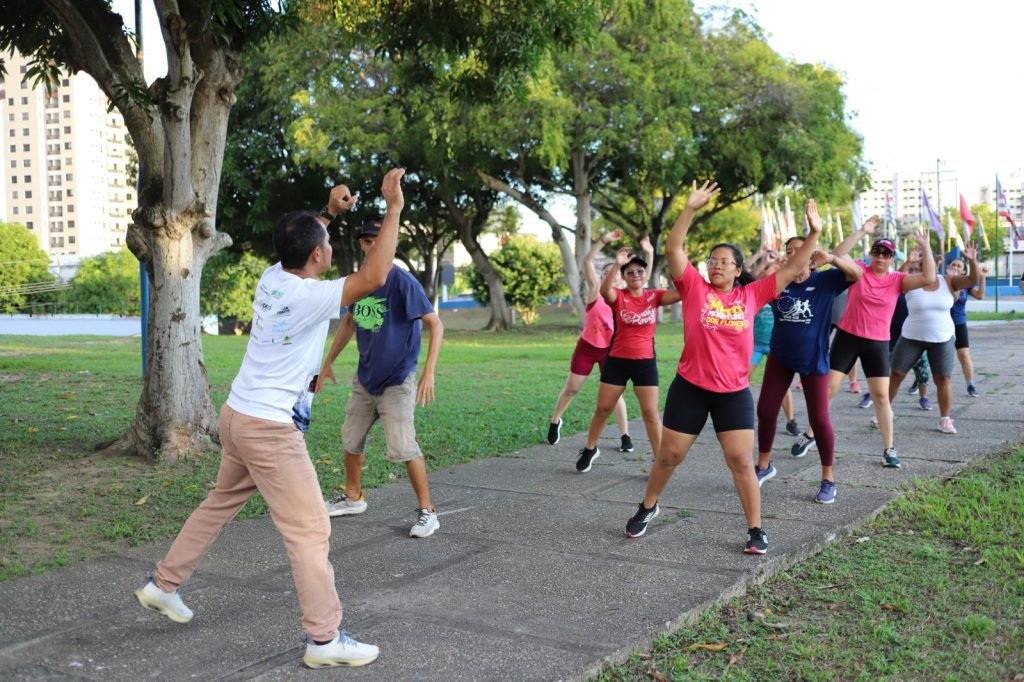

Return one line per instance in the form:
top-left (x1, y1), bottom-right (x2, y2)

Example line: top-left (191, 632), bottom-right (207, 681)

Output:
top-left (60, 249), bottom-right (140, 315)
top-left (200, 251), bottom-right (271, 323)
top-left (0, 222), bottom-right (57, 313)
top-left (466, 236), bottom-right (567, 324)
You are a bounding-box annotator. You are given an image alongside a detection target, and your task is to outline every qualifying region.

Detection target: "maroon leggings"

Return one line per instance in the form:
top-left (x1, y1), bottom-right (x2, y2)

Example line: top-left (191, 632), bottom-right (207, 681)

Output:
top-left (756, 353), bottom-right (834, 467)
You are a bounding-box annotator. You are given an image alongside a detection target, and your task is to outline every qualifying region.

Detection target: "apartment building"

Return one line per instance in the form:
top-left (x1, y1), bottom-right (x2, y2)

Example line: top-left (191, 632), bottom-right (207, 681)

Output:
top-left (0, 49), bottom-right (134, 258)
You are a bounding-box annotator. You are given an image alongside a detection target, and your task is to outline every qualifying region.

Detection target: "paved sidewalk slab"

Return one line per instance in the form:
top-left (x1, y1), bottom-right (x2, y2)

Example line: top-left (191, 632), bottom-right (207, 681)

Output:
top-left (1, 322), bottom-right (1022, 681)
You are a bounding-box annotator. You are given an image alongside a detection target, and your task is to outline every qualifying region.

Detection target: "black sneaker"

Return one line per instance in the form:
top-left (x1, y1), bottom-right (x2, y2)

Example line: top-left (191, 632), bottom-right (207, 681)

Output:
top-left (785, 419), bottom-right (800, 437)
top-left (619, 434), bottom-right (634, 452)
top-left (882, 448), bottom-right (901, 468)
top-left (575, 446), bottom-right (600, 472)
top-left (625, 501), bottom-right (660, 538)
top-left (791, 433), bottom-right (816, 457)
top-left (547, 419), bottom-right (562, 445)
top-left (967, 385), bottom-right (979, 398)
top-left (744, 527), bottom-right (768, 555)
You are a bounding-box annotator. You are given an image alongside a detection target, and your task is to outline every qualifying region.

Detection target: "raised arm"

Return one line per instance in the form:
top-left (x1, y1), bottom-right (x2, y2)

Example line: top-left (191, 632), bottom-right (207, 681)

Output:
top-left (341, 168), bottom-right (405, 306)
top-left (315, 312), bottom-right (356, 392)
top-left (948, 242), bottom-right (981, 292)
top-left (832, 215), bottom-right (880, 257)
top-left (584, 230), bottom-right (619, 303)
top-left (901, 228), bottom-right (937, 292)
top-left (775, 200), bottom-right (822, 292)
top-left (970, 265), bottom-right (988, 300)
top-left (810, 248), bottom-right (863, 282)
top-left (666, 180), bottom-right (720, 280)
top-left (601, 247), bottom-right (632, 305)
top-left (639, 235), bottom-right (655, 287)
top-left (416, 313), bottom-right (444, 406)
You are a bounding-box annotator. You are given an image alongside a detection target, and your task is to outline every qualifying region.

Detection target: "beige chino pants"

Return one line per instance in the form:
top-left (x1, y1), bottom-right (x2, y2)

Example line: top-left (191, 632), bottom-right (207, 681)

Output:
top-left (155, 404), bottom-right (342, 641)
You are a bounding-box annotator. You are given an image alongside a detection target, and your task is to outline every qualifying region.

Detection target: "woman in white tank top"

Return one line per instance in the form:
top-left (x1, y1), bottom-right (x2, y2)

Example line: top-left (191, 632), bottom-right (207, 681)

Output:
top-left (888, 243), bottom-right (981, 435)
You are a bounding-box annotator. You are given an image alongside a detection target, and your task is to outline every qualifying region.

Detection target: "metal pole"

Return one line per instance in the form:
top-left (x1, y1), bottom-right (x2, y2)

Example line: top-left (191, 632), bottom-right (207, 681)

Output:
top-left (994, 176), bottom-right (1000, 313)
top-left (135, 0), bottom-right (148, 375)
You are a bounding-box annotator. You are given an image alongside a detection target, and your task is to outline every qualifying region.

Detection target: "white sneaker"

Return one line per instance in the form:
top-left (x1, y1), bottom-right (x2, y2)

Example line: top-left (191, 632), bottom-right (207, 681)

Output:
top-left (134, 579), bottom-right (193, 623)
top-left (325, 492), bottom-right (367, 517)
top-left (409, 508), bottom-right (439, 538)
top-left (938, 416), bottom-right (957, 434)
top-left (303, 630), bottom-right (379, 668)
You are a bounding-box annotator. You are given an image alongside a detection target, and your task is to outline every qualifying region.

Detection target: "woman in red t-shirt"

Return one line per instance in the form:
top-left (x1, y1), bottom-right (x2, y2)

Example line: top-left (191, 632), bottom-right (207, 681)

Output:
top-left (547, 231), bottom-right (650, 451)
top-left (623, 181), bottom-right (821, 556)
top-left (575, 245), bottom-right (681, 473)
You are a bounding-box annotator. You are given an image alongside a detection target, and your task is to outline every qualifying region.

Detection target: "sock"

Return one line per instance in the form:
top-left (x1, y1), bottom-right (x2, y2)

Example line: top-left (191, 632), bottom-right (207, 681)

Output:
top-left (966, 380), bottom-right (974, 389)
top-left (313, 638), bottom-right (333, 646)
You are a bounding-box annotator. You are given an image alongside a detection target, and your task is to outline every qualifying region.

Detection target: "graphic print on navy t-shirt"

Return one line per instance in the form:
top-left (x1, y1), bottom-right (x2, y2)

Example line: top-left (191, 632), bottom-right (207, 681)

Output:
top-left (775, 292), bottom-right (814, 325)
top-left (351, 267), bottom-right (433, 395)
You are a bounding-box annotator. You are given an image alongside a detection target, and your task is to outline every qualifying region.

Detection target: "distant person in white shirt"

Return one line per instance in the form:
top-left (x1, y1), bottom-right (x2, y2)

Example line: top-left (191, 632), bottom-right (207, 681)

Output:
top-left (134, 169), bottom-right (406, 670)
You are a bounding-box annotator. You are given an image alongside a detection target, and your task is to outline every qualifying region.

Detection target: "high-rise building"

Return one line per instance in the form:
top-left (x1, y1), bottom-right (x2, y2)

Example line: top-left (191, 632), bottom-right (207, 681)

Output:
top-left (858, 170), bottom-right (945, 229)
top-left (0, 49), bottom-right (134, 259)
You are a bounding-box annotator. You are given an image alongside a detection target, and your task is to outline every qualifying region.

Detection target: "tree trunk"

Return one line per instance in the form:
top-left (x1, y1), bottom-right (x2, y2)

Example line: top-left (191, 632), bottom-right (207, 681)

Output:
top-left (476, 170), bottom-right (586, 323)
top-left (571, 148), bottom-right (592, 330)
top-left (446, 198), bottom-right (511, 330)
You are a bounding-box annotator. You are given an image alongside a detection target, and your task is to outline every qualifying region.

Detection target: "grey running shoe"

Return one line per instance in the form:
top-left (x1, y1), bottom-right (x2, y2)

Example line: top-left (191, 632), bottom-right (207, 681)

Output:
top-left (409, 508), bottom-right (439, 538)
top-left (815, 480), bottom-right (837, 504)
top-left (755, 462), bottom-right (776, 488)
top-left (325, 492), bottom-right (367, 517)
top-left (882, 448), bottom-right (901, 468)
top-left (785, 419), bottom-right (800, 437)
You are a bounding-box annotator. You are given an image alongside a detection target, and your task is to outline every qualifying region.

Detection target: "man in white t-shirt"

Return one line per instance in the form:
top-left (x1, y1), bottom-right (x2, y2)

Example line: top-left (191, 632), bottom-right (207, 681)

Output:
top-left (133, 169), bottom-right (406, 670)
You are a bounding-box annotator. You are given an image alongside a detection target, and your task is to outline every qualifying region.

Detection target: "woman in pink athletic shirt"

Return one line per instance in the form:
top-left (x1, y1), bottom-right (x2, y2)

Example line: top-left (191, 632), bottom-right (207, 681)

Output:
top-left (575, 242), bottom-right (679, 473)
top-left (624, 181), bottom-right (821, 556)
top-left (823, 228), bottom-right (936, 468)
top-left (547, 231), bottom-right (651, 450)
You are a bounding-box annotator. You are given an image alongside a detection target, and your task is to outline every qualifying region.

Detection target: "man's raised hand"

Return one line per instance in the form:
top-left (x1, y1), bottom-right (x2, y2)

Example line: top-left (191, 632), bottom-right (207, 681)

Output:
top-left (805, 199), bottom-right (822, 234)
top-left (381, 168), bottom-right (406, 210)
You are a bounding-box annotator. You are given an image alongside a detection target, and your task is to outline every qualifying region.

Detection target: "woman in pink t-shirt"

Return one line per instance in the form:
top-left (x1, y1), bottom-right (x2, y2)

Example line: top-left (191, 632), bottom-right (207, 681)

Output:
top-left (623, 182), bottom-right (821, 557)
top-left (826, 229), bottom-right (935, 468)
top-left (547, 231), bottom-right (649, 449)
top-left (575, 245), bottom-right (680, 473)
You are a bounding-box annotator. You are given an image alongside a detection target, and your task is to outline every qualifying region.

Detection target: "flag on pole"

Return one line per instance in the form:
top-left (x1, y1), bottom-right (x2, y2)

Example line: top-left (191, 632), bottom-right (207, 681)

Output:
top-left (976, 214), bottom-right (992, 250)
top-left (958, 193), bottom-right (975, 242)
top-left (996, 176), bottom-right (1017, 228)
top-left (883, 191), bottom-right (897, 239)
top-left (948, 214), bottom-right (963, 249)
top-left (921, 189), bottom-right (945, 241)
top-left (851, 196), bottom-right (863, 231)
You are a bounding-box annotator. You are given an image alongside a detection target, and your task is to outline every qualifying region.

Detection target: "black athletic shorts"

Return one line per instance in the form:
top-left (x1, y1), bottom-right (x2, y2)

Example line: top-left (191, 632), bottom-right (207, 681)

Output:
top-left (600, 355), bottom-right (659, 387)
top-left (954, 323), bottom-right (969, 350)
top-left (829, 328), bottom-right (890, 378)
top-left (662, 374), bottom-right (754, 434)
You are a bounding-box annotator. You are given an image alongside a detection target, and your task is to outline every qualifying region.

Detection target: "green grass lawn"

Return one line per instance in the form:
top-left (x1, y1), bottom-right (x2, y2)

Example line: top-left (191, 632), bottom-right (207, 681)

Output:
top-left (0, 309), bottom-right (687, 581)
top-left (595, 445), bottom-right (1024, 682)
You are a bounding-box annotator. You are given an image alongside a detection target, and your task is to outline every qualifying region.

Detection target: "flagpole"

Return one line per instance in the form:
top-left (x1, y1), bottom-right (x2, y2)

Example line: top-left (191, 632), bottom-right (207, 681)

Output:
top-left (994, 175), bottom-right (1000, 313)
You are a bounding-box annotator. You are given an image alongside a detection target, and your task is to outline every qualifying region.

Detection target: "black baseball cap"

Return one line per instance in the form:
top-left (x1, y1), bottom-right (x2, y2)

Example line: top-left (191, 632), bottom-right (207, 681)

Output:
top-left (358, 217), bottom-right (382, 238)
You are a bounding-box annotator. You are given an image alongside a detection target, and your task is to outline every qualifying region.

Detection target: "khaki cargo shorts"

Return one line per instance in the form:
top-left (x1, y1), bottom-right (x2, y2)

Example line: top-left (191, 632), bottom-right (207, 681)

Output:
top-left (341, 373), bottom-right (422, 462)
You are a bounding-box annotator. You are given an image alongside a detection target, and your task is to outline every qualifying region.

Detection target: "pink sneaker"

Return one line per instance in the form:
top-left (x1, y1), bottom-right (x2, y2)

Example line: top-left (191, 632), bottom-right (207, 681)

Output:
top-left (849, 380), bottom-right (862, 394)
top-left (938, 416), bottom-right (957, 434)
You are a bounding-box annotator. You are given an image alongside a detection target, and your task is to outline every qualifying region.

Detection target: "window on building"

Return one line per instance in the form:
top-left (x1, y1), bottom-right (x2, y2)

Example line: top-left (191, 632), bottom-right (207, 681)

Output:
top-left (21, 127), bottom-right (27, 136)
top-left (62, 94), bottom-right (70, 102)
top-left (7, 145), bottom-right (13, 153)
top-left (21, 112), bottom-right (28, 120)
top-left (63, 111), bottom-right (70, 119)
top-left (64, 142), bottom-right (71, 149)
top-left (25, 190), bottom-right (31, 198)
top-left (62, 78), bottom-right (69, 86)
top-left (7, 113), bottom-right (13, 121)
top-left (26, 222), bottom-right (33, 229)
top-left (66, 173), bottom-right (72, 181)
top-left (24, 175), bottom-right (30, 182)
top-left (6, 97), bottom-right (11, 105)
top-left (9, 161), bottom-right (15, 169)
top-left (64, 126), bottom-right (70, 134)
top-left (22, 144), bottom-right (28, 151)
top-left (68, 236), bottom-right (75, 244)
top-left (12, 206), bottom-right (17, 214)
top-left (26, 206), bottom-right (32, 214)
top-left (67, 189), bottom-right (73, 197)
top-left (7, 129), bottom-right (12, 137)
top-left (66, 158), bottom-right (72, 165)
top-left (68, 220), bottom-right (75, 228)
top-left (19, 65), bottom-right (26, 73)
top-left (68, 205), bottom-right (74, 212)
top-left (22, 159), bottom-right (30, 167)
top-left (11, 191), bottom-right (17, 199)
top-left (20, 96), bottom-right (27, 104)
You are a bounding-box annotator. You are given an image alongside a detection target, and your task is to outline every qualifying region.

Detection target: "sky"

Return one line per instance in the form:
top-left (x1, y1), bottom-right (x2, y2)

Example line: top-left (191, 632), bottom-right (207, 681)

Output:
top-left (112, 0), bottom-right (1023, 221)
top-left (710, 0), bottom-right (1024, 206)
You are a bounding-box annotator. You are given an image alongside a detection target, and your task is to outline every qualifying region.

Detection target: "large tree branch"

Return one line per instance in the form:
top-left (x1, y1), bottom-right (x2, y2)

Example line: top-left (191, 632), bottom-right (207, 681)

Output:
top-left (477, 170), bottom-right (571, 242)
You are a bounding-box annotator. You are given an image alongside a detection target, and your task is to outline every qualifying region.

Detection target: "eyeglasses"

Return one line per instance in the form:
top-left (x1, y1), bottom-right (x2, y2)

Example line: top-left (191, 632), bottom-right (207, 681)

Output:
top-left (870, 249), bottom-right (894, 259)
top-left (623, 268), bottom-right (645, 276)
top-left (705, 258), bottom-right (737, 268)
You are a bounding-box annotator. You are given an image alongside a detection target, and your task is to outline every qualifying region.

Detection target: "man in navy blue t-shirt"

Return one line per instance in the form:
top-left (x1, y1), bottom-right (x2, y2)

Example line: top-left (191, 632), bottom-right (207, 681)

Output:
top-left (317, 218), bottom-right (445, 538)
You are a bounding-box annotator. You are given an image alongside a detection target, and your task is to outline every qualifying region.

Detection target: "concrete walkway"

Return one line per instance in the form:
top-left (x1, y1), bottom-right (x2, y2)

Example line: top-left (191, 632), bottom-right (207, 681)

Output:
top-left (1, 322), bottom-right (1022, 681)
